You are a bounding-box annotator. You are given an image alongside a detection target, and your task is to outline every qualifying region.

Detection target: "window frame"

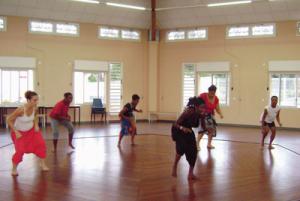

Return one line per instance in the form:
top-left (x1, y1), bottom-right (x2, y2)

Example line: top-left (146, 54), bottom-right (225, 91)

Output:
top-left (73, 70), bottom-right (107, 105)
top-left (108, 62), bottom-right (123, 114)
top-left (98, 26), bottom-right (141, 42)
top-left (98, 26), bottom-right (121, 40)
top-left (197, 71), bottom-right (230, 107)
top-left (182, 63), bottom-right (197, 109)
top-left (0, 16), bottom-right (7, 32)
top-left (269, 72), bottom-right (300, 109)
top-left (29, 20), bottom-right (80, 37)
top-left (226, 23), bottom-right (276, 39)
top-left (167, 28), bottom-right (208, 42)
top-left (0, 68), bottom-right (35, 104)
top-left (55, 22), bottom-right (80, 37)
top-left (72, 62), bottom-right (123, 114)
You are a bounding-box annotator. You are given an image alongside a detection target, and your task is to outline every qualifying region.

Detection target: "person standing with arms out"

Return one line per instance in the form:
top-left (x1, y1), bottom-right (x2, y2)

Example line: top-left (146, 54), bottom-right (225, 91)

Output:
top-left (117, 94), bottom-right (142, 147)
top-left (7, 91), bottom-right (49, 176)
top-left (260, 96), bottom-right (282, 149)
top-left (171, 97), bottom-right (206, 180)
top-left (197, 85), bottom-right (224, 150)
top-left (50, 92), bottom-right (75, 152)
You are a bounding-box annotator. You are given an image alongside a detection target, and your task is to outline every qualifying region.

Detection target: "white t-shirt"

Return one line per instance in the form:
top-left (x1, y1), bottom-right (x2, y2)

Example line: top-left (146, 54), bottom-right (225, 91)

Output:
top-left (262, 105), bottom-right (280, 123)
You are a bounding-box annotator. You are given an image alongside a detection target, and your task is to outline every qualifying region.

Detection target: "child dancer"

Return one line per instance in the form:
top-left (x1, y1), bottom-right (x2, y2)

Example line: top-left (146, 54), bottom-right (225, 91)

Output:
top-left (117, 94), bottom-right (142, 147)
top-left (260, 96), bottom-right (282, 149)
top-left (7, 91), bottom-right (49, 176)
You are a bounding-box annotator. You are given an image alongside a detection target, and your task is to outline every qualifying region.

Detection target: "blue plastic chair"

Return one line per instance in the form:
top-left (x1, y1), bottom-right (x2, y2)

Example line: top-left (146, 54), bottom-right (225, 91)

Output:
top-left (91, 98), bottom-right (106, 123)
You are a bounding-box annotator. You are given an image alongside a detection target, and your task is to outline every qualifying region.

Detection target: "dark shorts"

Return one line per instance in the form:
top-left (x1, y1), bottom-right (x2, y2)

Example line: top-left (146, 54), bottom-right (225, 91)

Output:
top-left (263, 121), bottom-right (275, 128)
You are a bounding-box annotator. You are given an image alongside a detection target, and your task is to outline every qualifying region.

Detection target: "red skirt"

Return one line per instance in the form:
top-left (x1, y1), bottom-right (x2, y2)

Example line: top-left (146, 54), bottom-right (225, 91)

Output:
top-left (11, 127), bottom-right (47, 164)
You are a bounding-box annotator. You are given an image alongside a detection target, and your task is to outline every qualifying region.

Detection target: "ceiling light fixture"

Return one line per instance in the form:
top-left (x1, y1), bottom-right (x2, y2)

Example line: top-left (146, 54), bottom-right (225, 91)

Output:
top-left (207, 0), bottom-right (252, 7)
top-left (71, 0), bottom-right (100, 4)
top-left (106, 2), bottom-right (146, 10)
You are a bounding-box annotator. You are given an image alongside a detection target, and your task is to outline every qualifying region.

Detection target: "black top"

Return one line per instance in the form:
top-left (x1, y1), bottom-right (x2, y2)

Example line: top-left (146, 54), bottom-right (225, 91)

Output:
top-left (176, 107), bottom-right (201, 129)
top-left (123, 103), bottom-right (136, 117)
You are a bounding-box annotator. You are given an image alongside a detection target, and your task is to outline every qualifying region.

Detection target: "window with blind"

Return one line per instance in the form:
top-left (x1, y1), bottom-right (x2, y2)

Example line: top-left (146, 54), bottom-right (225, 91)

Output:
top-left (270, 73), bottom-right (300, 107)
top-left (0, 69), bottom-right (34, 103)
top-left (109, 63), bottom-right (122, 113)
top-left (182, 62), bottom-right (230, 108)
top-left (182, 64), bottom-right (196, 107)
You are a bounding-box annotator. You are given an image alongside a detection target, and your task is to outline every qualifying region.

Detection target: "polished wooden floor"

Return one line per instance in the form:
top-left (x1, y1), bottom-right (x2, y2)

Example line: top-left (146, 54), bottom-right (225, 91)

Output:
top-left (0, 123), bottom-right (300, 201)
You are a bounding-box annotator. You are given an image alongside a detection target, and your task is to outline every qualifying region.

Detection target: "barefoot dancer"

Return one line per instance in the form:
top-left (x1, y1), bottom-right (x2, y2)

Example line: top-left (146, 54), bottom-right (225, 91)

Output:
top-left (7, 91), bottom-right (49, 176)
top-left (171, 97), bottom-right (205, 180)
top-left (260, 96), bottom-right (282, 149)
top-left (117, 94), bottom-right (142, 147)
top-left (50, 92), bottom-right (75, 152)
top-left (197, 85), bottom-right (223, 150)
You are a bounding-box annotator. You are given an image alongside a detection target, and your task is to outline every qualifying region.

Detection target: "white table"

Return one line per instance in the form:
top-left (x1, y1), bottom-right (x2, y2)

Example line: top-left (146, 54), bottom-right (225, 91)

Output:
top-left (148, 111), bottom-right (179, 123)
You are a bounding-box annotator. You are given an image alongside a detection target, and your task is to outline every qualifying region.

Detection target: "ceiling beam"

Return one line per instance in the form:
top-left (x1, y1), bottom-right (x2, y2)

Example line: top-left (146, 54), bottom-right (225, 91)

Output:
top-left (151, 0), bottom-right (157, 41)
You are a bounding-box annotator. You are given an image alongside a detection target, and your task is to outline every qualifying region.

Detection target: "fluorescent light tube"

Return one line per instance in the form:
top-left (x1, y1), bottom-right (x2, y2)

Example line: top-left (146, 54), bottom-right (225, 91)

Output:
top-left (207, 0), bottom-right (252, 7)
top-left (106, 2), bottom-right (146, 10)
top-left (71, 0), bottom-right (100, 4)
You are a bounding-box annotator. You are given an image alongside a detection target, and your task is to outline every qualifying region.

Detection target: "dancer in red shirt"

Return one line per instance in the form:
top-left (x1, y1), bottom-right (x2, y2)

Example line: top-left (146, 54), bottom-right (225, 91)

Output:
top-left (197, 85), bottom-right (223, 150)
top-left (50, 92), bottom-right (75, 152)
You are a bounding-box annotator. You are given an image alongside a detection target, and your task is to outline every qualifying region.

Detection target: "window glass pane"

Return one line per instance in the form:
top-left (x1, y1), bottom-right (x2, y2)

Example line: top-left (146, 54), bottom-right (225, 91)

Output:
top-left (28, 70), bottom-right (34, 91)
top-left (30, 21), bottom-right (53, 33)
top-left (19, 71), bottom-right (28, 103)
top-left (252, 24), bottom-right (274, 36)
top-left (183, 64), bottom-right (195, 107)
top-left (11, 71), bottom-right (19, 103)
top-left (98, 72), bottom-right (106, 104)
top-left (83, 73), bottom-right (98, 103)
top-left (270, 74), bottom-right (280, 98)
top-left (2, 71), bottom-right (10, 103)
top-left (56, 23), bottom-right (79, 35)
top-left (280, 74), bottom-right (296, 107)
top-left (198, 73), bottom-right (212, 95)
top-left (0, 17), bottom-right (5, 30)
top-left (100, 27), bottom-right (119, 38)
top-left (168, 31), bottom-right (185, 40)
top-left (121, 30), bottom-right (140, 40)
top-left (213, 74), bottom-right (228, 105)
top-left (187, 29), bottom-right (207, 39)
top-left (228, 26), bottom-right (249, 37)
top-left (74, 72), bottom-right (84, 104)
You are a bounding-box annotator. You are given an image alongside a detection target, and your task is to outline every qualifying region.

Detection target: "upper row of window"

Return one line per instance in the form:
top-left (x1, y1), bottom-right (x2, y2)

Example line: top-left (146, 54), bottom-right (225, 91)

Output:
top-left (0, 16), bottom-right (141, 40)
top-left (1, 16), bottom-right (300, 41)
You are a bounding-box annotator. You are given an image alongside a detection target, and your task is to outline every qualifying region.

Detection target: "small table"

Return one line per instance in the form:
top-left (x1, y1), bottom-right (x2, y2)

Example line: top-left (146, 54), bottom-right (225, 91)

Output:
top-left (0, 106), bottom-right (45, 128)
top-left (43, 105), bottom-right (81, 125)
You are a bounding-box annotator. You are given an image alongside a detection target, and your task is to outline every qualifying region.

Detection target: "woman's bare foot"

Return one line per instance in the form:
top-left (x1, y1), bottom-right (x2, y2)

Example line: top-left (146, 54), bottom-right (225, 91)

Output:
top-left (268, 145), bottom-right (275, 150)
top-left (207, 145), bottom-right (215, 149)
top-left (171, 167), bottom-right (177, 177)
top-left (188, 174), bottom-right (198, 180)
top-left (11, 168), bottom-right (18, 176)
top-left (69, 143), bottom-right (75, 149)
top-left (41, 165), bottom-right (50, 171)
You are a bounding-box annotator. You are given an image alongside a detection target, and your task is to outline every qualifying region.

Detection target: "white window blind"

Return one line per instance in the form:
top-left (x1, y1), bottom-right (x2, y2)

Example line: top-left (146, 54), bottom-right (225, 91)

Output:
top-left (109, 63), bottom-right (122, 113)
top-left (183, 64), bottom-right (196, 107)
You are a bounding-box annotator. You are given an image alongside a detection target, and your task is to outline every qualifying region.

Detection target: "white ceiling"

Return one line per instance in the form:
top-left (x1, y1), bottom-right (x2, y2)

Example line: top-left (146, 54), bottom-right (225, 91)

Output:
top-left (0, 0), bottom-right (300, 29)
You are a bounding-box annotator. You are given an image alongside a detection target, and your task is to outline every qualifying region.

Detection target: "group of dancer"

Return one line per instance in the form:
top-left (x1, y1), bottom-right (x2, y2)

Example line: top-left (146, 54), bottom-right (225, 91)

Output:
top-left (171, 85), bottom-right (282, 180)
top-left (6, 85), bottom-right (281, 179)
